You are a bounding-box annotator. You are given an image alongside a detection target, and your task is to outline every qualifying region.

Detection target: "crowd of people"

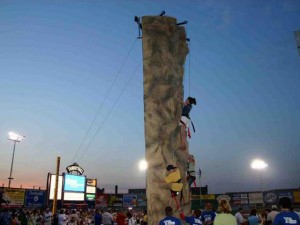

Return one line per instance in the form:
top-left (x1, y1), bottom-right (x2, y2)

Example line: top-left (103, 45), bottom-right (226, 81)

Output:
top-left (169, 197), bottom-right (299, 225)
top-left (1, 197), bottom-right (300, 225)
top-left (0, 207), bottom-right (147, 225)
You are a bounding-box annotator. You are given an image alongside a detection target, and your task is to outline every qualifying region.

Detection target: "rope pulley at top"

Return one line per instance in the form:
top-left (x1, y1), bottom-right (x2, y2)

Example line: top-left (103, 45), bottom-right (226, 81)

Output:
top-left (134, 10), bottom-right (166, 39)
top-left (134, 12), bottom-right (190, 43)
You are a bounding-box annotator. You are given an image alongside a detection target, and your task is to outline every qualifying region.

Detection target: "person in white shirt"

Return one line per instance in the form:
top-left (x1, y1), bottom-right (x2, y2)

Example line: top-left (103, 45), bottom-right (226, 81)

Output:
top-left (267, 205), bottom-right (279, 225)
top-left (58, 209), bottom-right (68, 225)
top-left (43, 208), bottom-right (53, 225)
top-left (102, 210), bottom-right (114, 225)
top-left (234, 208), bottom-right (245, 225)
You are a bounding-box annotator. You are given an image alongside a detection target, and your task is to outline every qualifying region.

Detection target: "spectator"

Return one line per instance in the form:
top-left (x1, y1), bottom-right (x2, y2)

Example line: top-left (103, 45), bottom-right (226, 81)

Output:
top-left (248, 209), bottom-right (261, 225)
top-left (58, 209), bottom-right (68, 225)
top-left (142, 210), bottom-right (147, 225)
top-left (11, 214), bottom-right (20, 225)
top-left (126, 212), bottom-right (136, 225)
top-left (18, 210), bottom-right (28, 225)
top-left (201, 203), bottom-right (216, 225)
top-left (0, 209), bottom-right (12, 225)
top-left (94, 209), bottom-right (102, 225)
top-left (235, 208), bottom-right (245, 225)
top-left (103, 209), bottom-right (114, 225)
top-left (214, 200), bottom-right (237, 225)
top-left (69, 210), bottom-right (80, 225)
top-left (43, 208), bottom-right (53, 225)
top-left (273, 197), bottom-right (300, 225)
top-left (267, 205), bottom-right (279, 225)
top-left (116, 210), bottom-right (126, 225)
top-left (179, 209), bottom-right (202, 225)
top-left (159, 206), bottom-right (181, 225)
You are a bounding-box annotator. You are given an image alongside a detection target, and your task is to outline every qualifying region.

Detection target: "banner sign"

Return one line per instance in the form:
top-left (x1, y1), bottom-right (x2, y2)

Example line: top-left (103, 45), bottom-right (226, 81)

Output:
top-left (24, 190), bottom-right (46, 208)
top-left (123, 194), bottom-right (138, 207)
top-left (248, 192), bottom-right (263, 204)
top-left (96, 194), bottom-right (109, 208)
top-left (86, 194), bottom-right (96, 201)
top-left (137, 194), bottom-right (147, 207)
top-left (278, 191), bottom-right (293, 201)
top-left (264, 192), bottom-right (278, 204)
top-left (1, 188), bottom-right (25, 207)
top-left (293, 191), bottom-right (300, 203)
top-left (87, 179), bottom-right (97, 187)
top-left (108, 194), bottom-right (123, 207)
top-left (231, 193), bottom-right (248, 205)
top-left (192, 194), bottom-right (215, 200)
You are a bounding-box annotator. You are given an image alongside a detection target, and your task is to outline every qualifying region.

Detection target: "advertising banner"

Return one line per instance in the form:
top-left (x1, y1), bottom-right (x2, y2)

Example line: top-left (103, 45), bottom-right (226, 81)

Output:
top-left (96, 194), bottom-right (109, 208)
top-left (109, 194), bottom-right (123, 207)
top-left (137, 194), bottom-right (147, 207)
top-left (192, 194), bottom-right (215, 200)
top-left (87, 179), bottom-right (97, 187)
top-left (231, 193), bottom-right (248, 205)
top-left (248, 192), bottom-right (263, 204)
top-left (24, 190), bottom-right (46, 208)
top-left (201, 194), bottom-right (215, 200)
top-left (263, 192), bottom-right (278, 204)
top-left (293, 191), bottom-right (300, 203)
top-left (123, 194), bottom-right (138, 207)
top-left (1, 188), bottom-right (25, 207)
top-left (278, 191), bottom-right (293, 201)
top-left (86, 194), bottom-right (96, 201)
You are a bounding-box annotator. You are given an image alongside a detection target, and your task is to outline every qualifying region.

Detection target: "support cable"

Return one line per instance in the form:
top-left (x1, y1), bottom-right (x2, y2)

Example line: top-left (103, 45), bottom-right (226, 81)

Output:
top-left (77, 61), bottom-right (142, 162)
top-left (71, 38), bottom-right (138, 163)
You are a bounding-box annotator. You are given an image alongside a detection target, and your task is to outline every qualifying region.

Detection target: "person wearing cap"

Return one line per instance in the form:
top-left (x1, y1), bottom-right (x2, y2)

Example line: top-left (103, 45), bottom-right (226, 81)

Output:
top-left (165, 165), bottom-right (183, 200)
top-left (159, 206), bottom-right (181, 225)
top-left (214, 200), bottom-right (237, 225)
top-left (267, 205), bottom-right (279, 225)
top-left (177, 94), bottom-right (197, 150)
top-left (273, 197), bottom-right (300, 225)
top-left (153, 164), bottom-right (183, 209)
top-left (200, 203), bottom-right (216, 225)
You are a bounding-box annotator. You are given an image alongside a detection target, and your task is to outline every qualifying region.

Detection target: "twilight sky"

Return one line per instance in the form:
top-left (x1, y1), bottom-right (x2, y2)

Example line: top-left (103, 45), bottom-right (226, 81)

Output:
top-left (0, 0), bottom-right (300, 194)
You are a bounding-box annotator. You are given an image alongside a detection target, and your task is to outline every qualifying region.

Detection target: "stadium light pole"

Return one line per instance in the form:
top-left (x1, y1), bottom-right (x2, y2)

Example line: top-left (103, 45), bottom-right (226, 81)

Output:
top-left (251, 159), bottom-right (268, 193)
top-left (8, 132), bottom-right (25, 188)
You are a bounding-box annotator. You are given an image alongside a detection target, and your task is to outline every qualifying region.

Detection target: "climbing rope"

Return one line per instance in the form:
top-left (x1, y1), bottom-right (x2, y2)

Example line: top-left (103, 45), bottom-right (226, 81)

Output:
top-left (77, 61), bottom-right (142, 162)
top-left (71, 38), bottom-right (138, 163)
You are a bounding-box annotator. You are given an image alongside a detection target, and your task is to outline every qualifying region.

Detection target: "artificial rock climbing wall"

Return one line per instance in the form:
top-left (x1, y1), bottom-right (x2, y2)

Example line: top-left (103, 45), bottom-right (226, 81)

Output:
top-left (142, 16), bottom-right (190, 225)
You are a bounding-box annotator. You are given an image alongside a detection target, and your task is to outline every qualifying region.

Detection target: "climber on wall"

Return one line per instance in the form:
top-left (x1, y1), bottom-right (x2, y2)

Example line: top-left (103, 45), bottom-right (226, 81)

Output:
top-left (187, 154), bottom-right (196, 192)
top-left (153, 164), bottom-right (184, 210)
top-left (177, 93), bottom-right (197, 150)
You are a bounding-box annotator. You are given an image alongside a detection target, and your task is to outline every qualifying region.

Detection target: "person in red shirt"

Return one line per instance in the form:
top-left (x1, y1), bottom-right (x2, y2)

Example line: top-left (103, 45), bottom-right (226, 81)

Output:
top-left (116, 211), bottom-right (126, 225)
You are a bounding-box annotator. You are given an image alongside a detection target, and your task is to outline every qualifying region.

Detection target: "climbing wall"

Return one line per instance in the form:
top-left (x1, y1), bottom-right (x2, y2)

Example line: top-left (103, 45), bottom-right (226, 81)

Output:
top-left (142, 16), bottom-right (190, 225)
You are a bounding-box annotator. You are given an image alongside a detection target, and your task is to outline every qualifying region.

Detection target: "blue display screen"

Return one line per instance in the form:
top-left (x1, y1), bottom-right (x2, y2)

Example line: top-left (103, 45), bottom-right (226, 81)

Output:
top-left (64, 174), bottom-right (86, 192)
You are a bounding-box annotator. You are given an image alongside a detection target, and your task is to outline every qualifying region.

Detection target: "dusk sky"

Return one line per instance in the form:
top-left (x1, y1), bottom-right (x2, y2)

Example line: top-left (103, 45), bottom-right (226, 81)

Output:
top-left (0, 1), bottom-right (300, 194)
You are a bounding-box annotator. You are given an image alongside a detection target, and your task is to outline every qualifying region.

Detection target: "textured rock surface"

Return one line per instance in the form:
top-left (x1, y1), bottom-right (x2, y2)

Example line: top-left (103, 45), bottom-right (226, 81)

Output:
top-left (142, 16), bottom-right (190, 225)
